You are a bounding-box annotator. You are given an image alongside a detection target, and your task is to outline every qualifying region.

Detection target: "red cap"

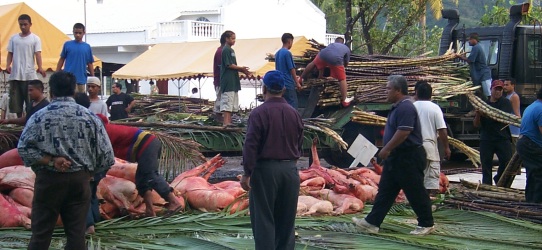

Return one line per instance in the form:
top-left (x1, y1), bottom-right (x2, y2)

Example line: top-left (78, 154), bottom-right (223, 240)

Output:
top-left (491, 80), bottom-right (504, 89)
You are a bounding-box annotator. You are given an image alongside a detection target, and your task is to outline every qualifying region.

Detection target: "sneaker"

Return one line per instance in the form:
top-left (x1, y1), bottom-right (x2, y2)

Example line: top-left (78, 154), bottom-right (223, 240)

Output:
top-left (342, 97), bottom-right (354, 107)
top-left (352, 217), bottom-right (379, 234)
top-left (409, 226), bottom-right (435, 236)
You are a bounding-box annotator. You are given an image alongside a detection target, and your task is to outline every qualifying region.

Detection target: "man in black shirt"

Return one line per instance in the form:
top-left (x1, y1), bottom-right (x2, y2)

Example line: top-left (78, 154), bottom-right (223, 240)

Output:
top-left (353, 75), bottom-right (435, 236)
top-left (106, 83), bottom-right (135, 121)
top-left (241, 70), bottom-right (304, 250)
top-left (0, 79), bottom-right (49, 126)
top-left (474, 80), bottom-right (513, 185)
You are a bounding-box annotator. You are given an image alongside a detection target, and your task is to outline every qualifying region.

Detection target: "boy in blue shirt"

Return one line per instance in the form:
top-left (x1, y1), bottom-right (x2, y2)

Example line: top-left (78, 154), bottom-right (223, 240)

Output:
top-left (275, 33), bottom-right (301, 109)
top-left (56, 23), bottom-right (94, 93)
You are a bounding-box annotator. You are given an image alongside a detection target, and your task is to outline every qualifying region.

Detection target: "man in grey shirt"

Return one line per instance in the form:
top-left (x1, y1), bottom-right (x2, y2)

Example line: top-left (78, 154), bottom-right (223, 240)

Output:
top-left (300, 37), bottom-right (353, 107)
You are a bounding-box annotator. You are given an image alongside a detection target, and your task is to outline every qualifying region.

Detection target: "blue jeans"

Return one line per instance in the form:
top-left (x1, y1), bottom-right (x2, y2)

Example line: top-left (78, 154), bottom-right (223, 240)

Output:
top-left (283, 88), bottom-right (298, 109)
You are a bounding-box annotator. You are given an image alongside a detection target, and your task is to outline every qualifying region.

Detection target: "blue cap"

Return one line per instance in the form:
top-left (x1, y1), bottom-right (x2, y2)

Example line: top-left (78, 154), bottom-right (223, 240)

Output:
top-left (263, 70), bottom-right (285, 91)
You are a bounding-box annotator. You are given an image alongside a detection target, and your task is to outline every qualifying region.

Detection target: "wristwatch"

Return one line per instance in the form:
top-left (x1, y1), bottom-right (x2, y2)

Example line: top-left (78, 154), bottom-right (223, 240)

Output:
top-left (48, 157), bottom-right (55, 167)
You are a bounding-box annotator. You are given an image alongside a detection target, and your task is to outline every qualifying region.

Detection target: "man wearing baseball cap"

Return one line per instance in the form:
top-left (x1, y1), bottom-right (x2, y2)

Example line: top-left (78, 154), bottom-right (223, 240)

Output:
top-left (241, 70), bottom-right (304, 250)
top-left (87, 76), bottom-right (108, 116)
top-left (474, 79), bottom-right (513, 185)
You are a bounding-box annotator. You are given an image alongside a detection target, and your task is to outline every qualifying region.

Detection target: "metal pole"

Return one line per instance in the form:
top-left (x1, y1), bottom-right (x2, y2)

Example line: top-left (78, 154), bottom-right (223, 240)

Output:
top-left (84, 0), bottom-right (87, 42)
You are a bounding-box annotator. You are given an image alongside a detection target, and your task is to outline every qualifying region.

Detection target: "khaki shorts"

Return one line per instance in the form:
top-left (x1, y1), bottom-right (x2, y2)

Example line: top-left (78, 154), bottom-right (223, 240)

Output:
top-left (76, 84), bottom-right (87, 94)
top-left (220, 91), bottom-right (239, 113)
top-left (423, 160), bottom-right (440, 190)
top-left (9, 80), bottom-right (31, 114)
top-left (213, 86), bottom-right (222, 113)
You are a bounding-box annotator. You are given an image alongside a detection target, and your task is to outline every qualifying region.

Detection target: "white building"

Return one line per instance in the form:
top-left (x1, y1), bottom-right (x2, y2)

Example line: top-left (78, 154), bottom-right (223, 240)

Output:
top-left (0, 0), bottom-right (333, 105)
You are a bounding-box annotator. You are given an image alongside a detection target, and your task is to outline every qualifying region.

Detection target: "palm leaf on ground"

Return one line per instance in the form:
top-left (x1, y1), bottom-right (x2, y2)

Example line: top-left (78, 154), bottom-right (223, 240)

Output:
top-left (2, 206), bottom-right (541, 249)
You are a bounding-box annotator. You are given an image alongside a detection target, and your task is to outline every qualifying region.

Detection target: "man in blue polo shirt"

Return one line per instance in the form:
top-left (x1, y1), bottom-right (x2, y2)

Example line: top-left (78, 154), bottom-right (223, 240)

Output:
top-left (516, 87), bottom-right (542, 203)
top-left (353, 75), bottom-right (434, 236)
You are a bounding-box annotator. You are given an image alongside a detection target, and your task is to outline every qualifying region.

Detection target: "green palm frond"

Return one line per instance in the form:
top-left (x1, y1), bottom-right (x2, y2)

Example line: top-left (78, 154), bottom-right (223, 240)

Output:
top-left (1, 208), bottom-right (542, 249)
top-left (152, 131), bottom-right (206, 180)
top-left (0, 126), bottom-right (22, 152)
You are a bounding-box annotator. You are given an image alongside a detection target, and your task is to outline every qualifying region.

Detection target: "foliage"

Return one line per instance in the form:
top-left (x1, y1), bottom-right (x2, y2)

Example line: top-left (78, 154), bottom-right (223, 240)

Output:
top-left (480, 0), bottom-right (542, 26)
top-left (1, 207), bottom-right (542, 249)
top-left (311, 0), bottom-right (448, 56)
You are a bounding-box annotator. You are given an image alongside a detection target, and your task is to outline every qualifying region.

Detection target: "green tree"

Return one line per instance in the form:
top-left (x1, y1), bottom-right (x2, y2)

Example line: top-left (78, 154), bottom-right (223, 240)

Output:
top-left (311, 0), bottom-right (446, 56)
top-left (480, 0), bottom-right (542, 26)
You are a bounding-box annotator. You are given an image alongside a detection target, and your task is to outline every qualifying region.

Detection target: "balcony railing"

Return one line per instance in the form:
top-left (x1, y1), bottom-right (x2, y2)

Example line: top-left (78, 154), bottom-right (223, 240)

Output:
top-left (153, 20), bottom-right (224, 41)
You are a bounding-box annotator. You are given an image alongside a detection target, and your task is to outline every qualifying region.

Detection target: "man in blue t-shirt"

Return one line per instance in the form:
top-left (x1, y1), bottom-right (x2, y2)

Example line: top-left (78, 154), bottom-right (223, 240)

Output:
top-left (275, 33), bottom-right (301, 109)
top-left (56, 23), bottom-right (94, 93)
top-left (516, 87), bottom-right (542, 203)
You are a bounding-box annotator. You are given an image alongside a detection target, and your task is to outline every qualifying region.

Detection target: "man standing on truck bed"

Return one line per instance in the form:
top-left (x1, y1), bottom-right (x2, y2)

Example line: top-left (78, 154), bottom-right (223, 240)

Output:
top-left (474, 80), bottom-right (513, 185)
top-left (516, 87), bottom-right (542, 203)
top-left (299, 37), bottom-right (353, 107)
top-left (460, 33), bottom-right (492, 98)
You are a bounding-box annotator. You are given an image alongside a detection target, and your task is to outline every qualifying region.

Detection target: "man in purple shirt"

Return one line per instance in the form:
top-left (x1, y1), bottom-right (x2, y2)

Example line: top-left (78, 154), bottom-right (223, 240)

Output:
top-left (213, 35), bottom-right (225, 118)
top-left (240, 70), bottom-right (304, 250)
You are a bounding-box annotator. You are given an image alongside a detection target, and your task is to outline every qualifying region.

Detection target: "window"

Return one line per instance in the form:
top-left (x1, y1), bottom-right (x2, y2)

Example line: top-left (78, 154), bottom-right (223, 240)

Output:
top-left (461, 39), bottom-right (500, 65)
top-left (196, 17), bottom-right (210, 22)
top-left (527, 36), bottom-right (542, 66)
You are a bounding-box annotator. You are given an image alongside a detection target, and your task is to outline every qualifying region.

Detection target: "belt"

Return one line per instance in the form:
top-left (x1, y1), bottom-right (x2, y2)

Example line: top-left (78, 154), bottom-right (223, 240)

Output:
top-left (259, 159), bottom-right (297, 162)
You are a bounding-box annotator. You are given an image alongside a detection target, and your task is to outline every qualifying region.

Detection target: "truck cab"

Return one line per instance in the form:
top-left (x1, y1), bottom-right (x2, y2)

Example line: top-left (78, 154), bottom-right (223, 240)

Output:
top-left (440, 2), bottom-right (542, 108)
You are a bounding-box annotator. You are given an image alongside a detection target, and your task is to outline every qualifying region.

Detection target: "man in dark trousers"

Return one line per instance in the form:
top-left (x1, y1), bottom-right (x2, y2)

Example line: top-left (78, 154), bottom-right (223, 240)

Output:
top-left (516, 87), bottom-right (542, 203)
top-left (353, 75), bottom-right (435, 236)
top-left (106, 82), bottom-right (135, 121)
top-left (241, 70), bottom-right (304, 250)
top-left (18, 71), bottom-right (115, 250)
top-left (474, 80), bottom-right (513, 185)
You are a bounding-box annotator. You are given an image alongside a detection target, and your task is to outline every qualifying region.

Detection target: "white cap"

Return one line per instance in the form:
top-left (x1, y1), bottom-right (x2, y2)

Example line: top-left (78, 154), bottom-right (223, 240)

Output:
top-left (87, 76), bottom-right (101, 86)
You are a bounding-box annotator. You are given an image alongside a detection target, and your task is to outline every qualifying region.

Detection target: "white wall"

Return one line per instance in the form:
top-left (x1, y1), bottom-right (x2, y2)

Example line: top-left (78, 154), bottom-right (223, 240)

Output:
top-left (222, 0), bottom-right (325, 42)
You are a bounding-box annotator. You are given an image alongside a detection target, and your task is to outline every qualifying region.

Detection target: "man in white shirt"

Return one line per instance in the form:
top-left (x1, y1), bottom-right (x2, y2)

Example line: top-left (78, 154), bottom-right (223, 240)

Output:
top-left (5, 14), bottom-right (46, 118)
top-left (413, 81), bottom-right (451, 195)
top-left (87, 76), bottom-right (108, 116)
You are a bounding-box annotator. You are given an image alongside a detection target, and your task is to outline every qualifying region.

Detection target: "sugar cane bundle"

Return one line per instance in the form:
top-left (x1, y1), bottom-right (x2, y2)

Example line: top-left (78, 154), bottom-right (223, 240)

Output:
top-left (466, 93), bottom-right (521, 127)
top-left (346, 49), bottom-right (460, 67)
top-left (496, 152), bottom-right (523, 188)
top-left (447, 137), bottom-right (481, 168)
top-left (303, 118), bottom-right (348, 150)
top-left (350, 109), bottom-right (387, 126)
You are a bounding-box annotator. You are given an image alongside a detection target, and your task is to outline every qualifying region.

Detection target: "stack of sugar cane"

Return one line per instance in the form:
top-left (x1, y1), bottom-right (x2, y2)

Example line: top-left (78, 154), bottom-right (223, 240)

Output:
top-left (289, 40), bottom-right (471, 106)
top-left (350, 109), bottom-right (481, 167)
top-left (466, 93), bottom-right (521, 127)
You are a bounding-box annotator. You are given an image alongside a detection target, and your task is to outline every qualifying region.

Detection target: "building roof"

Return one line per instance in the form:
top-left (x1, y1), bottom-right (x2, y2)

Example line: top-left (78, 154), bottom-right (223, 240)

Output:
top-left (113, 36), bottom-right (314, 80)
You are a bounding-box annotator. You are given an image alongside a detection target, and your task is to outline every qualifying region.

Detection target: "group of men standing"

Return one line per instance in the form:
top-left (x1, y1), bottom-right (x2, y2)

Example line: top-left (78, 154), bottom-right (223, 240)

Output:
top-left (1, 13), bottom-right (179, 250)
